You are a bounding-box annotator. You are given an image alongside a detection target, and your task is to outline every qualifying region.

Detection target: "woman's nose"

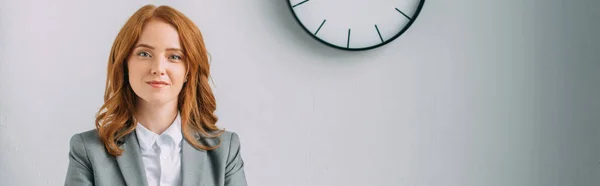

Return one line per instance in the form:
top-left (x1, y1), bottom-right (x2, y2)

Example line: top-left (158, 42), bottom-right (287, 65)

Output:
top-left (151, 69), bottom-right (165, 75)
top-left (150, 57), bottom-right (167, 75)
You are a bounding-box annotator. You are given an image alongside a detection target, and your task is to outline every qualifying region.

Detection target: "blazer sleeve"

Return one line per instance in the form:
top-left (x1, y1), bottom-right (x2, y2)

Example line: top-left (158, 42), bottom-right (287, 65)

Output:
top-left (64, 133), bottom-right (94, 186)
top-left (224, 132), bottom-right (248, 186)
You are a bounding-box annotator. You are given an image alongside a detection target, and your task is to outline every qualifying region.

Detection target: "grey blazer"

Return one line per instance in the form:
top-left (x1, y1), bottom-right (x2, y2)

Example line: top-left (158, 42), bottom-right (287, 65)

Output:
top-left (65, 129), bottom-right (247, 186)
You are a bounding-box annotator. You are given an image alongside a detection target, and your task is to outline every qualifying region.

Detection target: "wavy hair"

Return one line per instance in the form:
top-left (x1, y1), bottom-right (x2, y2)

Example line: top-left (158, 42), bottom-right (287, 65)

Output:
top-left (95, 4), bottom-right (223, 156)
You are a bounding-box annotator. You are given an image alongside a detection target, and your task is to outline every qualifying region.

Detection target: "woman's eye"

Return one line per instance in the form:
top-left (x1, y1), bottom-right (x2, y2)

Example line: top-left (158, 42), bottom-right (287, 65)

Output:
top-left (169, 55), bottom-right (182, 60)
top-left (137, 51), bottom-right (151, 58)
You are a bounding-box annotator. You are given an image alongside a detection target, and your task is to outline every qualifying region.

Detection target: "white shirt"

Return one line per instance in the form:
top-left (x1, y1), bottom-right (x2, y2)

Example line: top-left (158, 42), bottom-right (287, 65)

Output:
top-left (135, 113), bottom-right (183, 186)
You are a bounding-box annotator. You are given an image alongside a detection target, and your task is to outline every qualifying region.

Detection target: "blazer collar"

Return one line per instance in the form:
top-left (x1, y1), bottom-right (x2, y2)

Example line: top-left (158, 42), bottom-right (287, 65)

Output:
top-left (115, 130), bottom-right (209, 186)
top-left (116, 131), bottom-right (149, 186)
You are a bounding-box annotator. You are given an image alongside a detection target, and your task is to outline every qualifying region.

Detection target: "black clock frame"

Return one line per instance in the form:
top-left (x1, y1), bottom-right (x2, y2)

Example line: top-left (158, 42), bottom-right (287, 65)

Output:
top-left (287, 0), bottom-right (426, 51)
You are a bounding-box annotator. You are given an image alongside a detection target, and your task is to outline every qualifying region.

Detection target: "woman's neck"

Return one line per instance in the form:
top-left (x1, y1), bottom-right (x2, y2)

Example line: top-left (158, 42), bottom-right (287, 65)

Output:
top-left (135, 98), bottom-right (178, 135)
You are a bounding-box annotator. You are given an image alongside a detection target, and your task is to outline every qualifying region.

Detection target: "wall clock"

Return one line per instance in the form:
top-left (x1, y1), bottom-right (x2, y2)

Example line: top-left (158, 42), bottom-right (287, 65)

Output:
top-left (287, 0), bottom-right (425, 51)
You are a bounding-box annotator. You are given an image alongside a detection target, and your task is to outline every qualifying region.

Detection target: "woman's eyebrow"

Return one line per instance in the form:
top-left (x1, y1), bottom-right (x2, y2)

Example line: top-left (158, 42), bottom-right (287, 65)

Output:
top-left (165, 48), bottom-right (183, 52)
top-left (134, 43), bottom-right (154, 49)
top-left (134, 43), bottom-right (182, 52)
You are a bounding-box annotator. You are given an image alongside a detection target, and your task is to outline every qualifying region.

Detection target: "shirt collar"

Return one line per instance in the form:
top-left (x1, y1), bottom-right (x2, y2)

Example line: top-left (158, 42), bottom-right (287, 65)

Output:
top-left (135, 112), bottom-right (183, 151)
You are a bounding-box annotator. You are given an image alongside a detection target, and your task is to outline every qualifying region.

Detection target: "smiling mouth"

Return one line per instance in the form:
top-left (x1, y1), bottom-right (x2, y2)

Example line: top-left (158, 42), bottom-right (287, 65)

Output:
top-left (146, 81), bottom-right (169, 88)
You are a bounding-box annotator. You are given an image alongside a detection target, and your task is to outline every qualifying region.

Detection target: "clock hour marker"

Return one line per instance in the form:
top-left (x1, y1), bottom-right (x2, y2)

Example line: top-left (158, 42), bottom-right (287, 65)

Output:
top-left (314, 19), bottom-right (326, 35)
top-left (287, 0), bottom-right (425, 51)
top-left (292, 0), bottom-right (309, 8)
top-left (375, 24), bottom-right (384, 43)
top-left (347, 29), bottom-right (351, 48)
top-left (395, 8), bottom-right (412, 20)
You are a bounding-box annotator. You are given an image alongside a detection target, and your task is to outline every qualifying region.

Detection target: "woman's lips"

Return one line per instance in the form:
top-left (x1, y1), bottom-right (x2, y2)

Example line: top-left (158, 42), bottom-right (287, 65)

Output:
top-left (147, 80), bottom-right (169, 88)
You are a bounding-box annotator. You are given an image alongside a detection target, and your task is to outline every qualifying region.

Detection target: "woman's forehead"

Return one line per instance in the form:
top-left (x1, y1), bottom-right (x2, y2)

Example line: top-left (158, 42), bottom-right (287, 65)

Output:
top-left (136, 19), bottom-right (182, 50)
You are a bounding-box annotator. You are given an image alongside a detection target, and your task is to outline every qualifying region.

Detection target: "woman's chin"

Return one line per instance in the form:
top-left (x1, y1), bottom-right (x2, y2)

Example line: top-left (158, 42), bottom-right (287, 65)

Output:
top-left (138, 96), bottom-right (176, 106)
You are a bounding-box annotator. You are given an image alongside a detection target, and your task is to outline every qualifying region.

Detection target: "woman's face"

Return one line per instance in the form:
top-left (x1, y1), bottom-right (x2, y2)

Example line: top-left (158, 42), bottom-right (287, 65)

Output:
top-left (127, 19), bottom-right (186, 105)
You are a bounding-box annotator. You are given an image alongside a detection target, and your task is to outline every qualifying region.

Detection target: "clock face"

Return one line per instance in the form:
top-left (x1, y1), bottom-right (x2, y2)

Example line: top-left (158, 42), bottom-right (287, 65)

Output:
top-left (288, 0), bottom-right (425, 51)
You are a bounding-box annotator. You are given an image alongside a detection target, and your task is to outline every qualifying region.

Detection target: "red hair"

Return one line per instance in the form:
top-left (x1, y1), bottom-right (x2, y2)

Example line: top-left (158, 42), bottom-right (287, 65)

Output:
top-left (95, 4), bottom-right (223, 156)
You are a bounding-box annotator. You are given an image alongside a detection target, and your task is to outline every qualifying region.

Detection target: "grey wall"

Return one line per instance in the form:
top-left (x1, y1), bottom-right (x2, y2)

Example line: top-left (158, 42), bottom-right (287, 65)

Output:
top-left (0, 0), bottom-right (599, 185)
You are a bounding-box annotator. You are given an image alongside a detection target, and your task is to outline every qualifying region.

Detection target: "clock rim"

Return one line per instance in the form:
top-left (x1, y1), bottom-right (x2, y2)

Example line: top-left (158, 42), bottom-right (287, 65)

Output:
top-left (287, 0), bottom-right (426, 51)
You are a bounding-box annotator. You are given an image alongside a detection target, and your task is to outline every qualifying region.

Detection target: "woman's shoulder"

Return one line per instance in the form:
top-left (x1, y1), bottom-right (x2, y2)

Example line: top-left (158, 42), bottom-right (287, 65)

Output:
top-left (218, 130), bottom-right (241, 142)
top-left (202, 130), bottom-right (244, 163)
top-left (68, 128), bottom-right (243, 153)
top-left (68, 129), bottom-right (105, 154)
top-left (70, 129), bottom-right (101, 143)
top-left (197, 130), bottom-right (242, 146)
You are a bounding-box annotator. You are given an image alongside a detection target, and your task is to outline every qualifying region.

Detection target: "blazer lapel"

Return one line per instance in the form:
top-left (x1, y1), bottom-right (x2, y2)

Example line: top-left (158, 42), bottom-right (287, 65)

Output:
top-left (182, 136), bottom-right (207, 185)
top-left (116, 131), bottom-right (149, 186)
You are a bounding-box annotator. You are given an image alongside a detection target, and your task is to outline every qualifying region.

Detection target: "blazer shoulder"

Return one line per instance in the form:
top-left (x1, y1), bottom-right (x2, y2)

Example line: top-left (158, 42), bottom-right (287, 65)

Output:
top-left (69, 129), bottom-right (105, 154)
top-left (217, 130), bottom-right (243, 154)
top-left (72, 129), bottom-right (102, 144)
top-left (217, 130), bottom-right (242, 147)
top-left (219, 130), bottom-right (237, 141)
top-left (218, 131), bottom-right (246, 180)
top-left (198, 130), bottom-right (242, 152)
top-left (224, 131), bottom-right (241, 146)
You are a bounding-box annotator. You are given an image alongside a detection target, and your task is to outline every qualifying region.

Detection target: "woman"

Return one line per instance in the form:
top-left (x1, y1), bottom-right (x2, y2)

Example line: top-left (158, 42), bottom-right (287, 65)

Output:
top-left (65, 4), bottom-right (247, 186)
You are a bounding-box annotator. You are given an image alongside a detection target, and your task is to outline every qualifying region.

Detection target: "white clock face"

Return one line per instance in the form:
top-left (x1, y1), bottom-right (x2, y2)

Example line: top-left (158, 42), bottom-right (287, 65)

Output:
top-left (288, 0), bottom-right (425, 51)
